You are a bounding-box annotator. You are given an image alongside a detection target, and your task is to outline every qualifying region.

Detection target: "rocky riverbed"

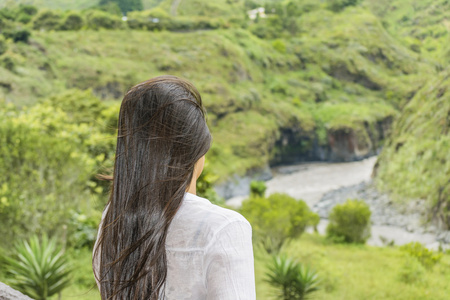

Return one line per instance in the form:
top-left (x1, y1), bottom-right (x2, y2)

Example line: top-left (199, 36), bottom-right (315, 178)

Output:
top-left (313, 181), bottom-right (450, 249)
top-left (225, 156), bottom-right (450, 250)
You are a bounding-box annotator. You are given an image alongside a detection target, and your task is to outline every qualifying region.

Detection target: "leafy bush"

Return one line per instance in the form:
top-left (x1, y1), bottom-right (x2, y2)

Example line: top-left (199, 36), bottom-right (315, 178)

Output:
top-left (100, 0), bottom-right (143, 14)
top-left (3, 234), bottom-right (71, 300)
top-left (69, 211), bottom-right (101, 249)
top-left (2, 28), bottom-right (31, 43)
top-left (0, 103), bottom-right (106, 246)
top-left (0, 35), bottom-right (7, 55)
top-left (42, 89), bottom-right (106, 124)
top-left (15, 5), bottom-right (38, 23)
top-left (398, 255), bottom-right (426, 284)
top-left (265, 255), bottom-right (320, 300)
top-left (326, 199), bottom-right (371, 244)
top-left (241, 193), bottom-right (319, 253)
top-left (326, 0), bottom-right (362, 12)
top-left (32, 10), bottom-right (62, 31)
top-left (400, 242), bottom-right (443, 269)
top-left (250, 180), bottom-right (267, 197)
top-left (196, 161), bottom-right (224, 206)
top-left (86, 10), bottom-right (123, 30)
top-left (60, 12), bottom-right (84, 30)
top-left (0, 54), bottom-right (15, 71)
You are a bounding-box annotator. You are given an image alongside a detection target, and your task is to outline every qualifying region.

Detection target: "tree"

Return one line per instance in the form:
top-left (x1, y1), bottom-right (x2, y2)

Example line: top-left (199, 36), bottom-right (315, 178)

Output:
top-left (99, 0), bottom-right (143, 14)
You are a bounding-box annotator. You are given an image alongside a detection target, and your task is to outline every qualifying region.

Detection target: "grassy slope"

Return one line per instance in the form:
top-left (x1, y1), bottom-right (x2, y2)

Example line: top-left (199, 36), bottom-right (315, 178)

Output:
top-left (59, 234), bottom-right (450, 300)
top-left (361, 0), bottom-right (450, 227)
top-left (255, 234), bottom-right (450, 300)
top-left (374, 71), bottom-right (450, 227)
top-left (1, 2), bottom-right (446, 195)
top-left (1, 5), bottom-right (432, 177)
top-left (364, 0), bottom-right (450, 64)
top-left (0, 0), bottom-right (97, 10)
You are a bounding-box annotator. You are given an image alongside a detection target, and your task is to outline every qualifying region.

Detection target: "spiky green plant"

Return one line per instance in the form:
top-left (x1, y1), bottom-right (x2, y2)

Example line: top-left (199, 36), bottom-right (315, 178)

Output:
top-left (265, 255), bottom-right (320, 300)
top-left (4, 234), bottom-right (71, 300)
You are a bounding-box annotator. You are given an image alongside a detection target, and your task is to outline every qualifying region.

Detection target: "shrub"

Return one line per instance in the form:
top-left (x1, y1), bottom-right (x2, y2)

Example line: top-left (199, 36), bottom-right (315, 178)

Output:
top-left (86, 10), bottom-right (123, 30)
top-left (0, 54), bottom-right (15, 71)
top-left (69, 211), bottom-right (100, 249)
top-left (42, 89), bottom-right (105, 123)
top-left (326, 199), bottom-right (371, 244)
top-left (0, 104), bottom-right (105, 246)
top-left (400, 242), bottom-right (443, 269)
top-left (326, 0), bottom-right (362, 12)
top-left (16, 5), bottom-right (38, 23)
top-left (398, 256), bottom-right (426, 284)
top-left (241, 193), bottom-right (319, 253)
top-left (60, 12), bottom-right (84, 31)
top-left (3, 234), bottom-right (71, 300)
top-left (0, 35), bottom-right (7, 55)
top-left (196, 161), bottom-right (224, 206)
top-left (265, 255), bottom-right (320, 300)
top-left (18, 5), bottom-right (38, 17)
top-left (250, 180), bottom-right (267, 197)
top-left (2, 28), bottom-right (31, 43)
top-left (32, 10), bottom-right (61, 31)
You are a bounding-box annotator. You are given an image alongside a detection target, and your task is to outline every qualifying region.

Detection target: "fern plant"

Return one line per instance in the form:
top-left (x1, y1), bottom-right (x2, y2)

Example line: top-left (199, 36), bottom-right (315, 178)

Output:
top-left (265, 255), bottom-right (320, 300)
top-left (4, 234), bottom-right (71, 300)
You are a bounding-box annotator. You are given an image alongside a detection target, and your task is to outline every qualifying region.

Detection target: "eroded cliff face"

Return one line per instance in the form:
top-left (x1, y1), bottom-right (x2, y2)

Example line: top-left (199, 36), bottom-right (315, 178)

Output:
top-left (270, 116), bottom-right (393, 165)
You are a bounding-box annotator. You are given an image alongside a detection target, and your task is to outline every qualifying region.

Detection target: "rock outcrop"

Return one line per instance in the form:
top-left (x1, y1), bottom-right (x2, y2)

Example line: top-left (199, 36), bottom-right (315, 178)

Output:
top-left (0, 282), bottom-right (33, 300)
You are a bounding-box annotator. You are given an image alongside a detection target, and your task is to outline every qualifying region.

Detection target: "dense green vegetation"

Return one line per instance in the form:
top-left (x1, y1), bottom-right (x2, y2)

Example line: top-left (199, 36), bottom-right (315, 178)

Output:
top-left (374, 71), bottom-right (450, 228)
top-left (36, 234), bottom-right (450, 300)
top-left (0, 0), bottom-right (449, 298)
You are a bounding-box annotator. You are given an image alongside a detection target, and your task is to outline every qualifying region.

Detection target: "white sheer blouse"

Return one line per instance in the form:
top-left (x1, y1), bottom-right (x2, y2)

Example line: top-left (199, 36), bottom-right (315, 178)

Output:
top-left (93, 192), bottom-right (256, 300)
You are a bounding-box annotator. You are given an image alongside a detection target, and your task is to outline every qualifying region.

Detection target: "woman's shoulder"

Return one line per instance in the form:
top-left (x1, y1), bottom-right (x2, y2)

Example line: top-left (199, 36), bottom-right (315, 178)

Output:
top-left (166, 193), bottom-right (250, 250)
top-left (183, 192), bottom-right (249, 226)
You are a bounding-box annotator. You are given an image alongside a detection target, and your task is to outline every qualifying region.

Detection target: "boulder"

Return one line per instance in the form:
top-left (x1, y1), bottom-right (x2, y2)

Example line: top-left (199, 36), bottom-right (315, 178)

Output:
top-left (0, 282), bottom-right (33, 300)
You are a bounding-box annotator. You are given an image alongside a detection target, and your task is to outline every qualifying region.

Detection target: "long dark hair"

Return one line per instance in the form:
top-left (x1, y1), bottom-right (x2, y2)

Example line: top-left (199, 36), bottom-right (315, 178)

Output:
top-left (93, 75), bottom-right (211, 299)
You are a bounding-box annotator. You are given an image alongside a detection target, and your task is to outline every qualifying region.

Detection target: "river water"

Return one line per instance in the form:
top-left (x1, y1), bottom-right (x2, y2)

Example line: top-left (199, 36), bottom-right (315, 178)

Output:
top-left (226, 156), bottom-right (448, 249)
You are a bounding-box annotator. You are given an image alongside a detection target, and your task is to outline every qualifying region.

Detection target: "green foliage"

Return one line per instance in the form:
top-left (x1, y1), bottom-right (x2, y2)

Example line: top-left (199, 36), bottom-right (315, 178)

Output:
top-left (15, 4), bottom-right (38, 23)
top-left (68, 211), bottom-right (101, 249)
top-left (265, 255), bottom-right (320, 300)
top-left (375, 71), bottom-right (450, 228)
top-left (0, 97), bottom-right (113, 246)
top-left (86, 9), bottom-right (123, 30)
top-left (0, 53), bottom-right (15, 70)
top-left (398, 255), bottom-right (426, 284)
top-left (196, 161), bottom-right (224, 205)
top-left (100, 0), bottom-right (143, 14)
top-left (400, 242), bottom-right (443, 269)
top-left (2, 28), bottom-right (31, 42)
top-left (241, 193), bottom-right (319, 253)
top-left (255, 234), bottom-right (450, 299)
top-left (42, 89), bottom-right (106, 123)
top-left (32, 9), bottom-right (61, 30)
top-left (59, 11), bottom-right (84, 30)
top-left (3, 234), bottom-right (71, 300)
top-left (326, 199), bottom-right (371, 244)
top-left (327, 0), bottom-right (362, 12)
top-left (250, 180), bottom-right (267, 197)
top-left (0, 35), bottom-right (7, 55)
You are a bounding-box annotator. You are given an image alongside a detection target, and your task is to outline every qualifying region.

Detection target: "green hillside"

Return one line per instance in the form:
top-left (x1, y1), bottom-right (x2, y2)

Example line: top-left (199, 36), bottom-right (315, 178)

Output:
top-left (0, 0), bottom-right (448, 230)
top-left (374, 70), bottom-right (450, 228)
top-left (364, 0), bottom-right (450, 64)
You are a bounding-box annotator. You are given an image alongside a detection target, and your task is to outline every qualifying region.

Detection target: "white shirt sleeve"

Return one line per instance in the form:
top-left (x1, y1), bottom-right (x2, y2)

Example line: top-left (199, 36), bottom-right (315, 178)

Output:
top-left (203, 220), bottom-right (256, 300)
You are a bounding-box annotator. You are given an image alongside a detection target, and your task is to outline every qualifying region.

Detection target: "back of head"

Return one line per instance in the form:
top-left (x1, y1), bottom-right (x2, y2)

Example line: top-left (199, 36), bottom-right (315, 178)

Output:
top-left (94, 75), bottom-right (211, 299)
